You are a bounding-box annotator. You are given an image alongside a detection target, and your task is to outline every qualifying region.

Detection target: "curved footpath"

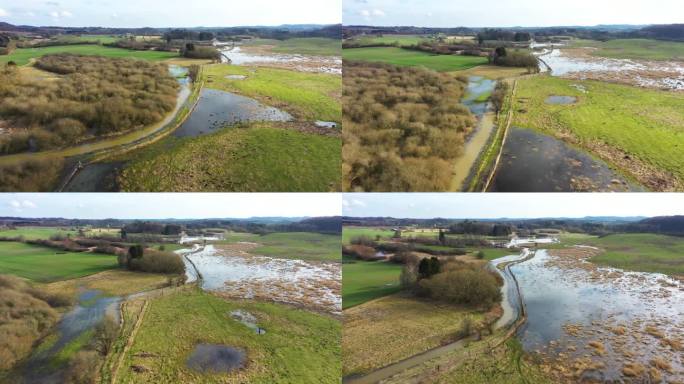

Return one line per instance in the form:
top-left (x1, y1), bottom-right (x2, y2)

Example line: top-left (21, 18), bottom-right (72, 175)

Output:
top-left (343, 248), bottom-right (535, 384)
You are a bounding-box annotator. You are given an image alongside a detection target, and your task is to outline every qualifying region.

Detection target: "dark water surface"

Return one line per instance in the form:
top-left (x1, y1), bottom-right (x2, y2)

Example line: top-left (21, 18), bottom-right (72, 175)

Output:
top-left (186, 344), bottom-right (246, 373)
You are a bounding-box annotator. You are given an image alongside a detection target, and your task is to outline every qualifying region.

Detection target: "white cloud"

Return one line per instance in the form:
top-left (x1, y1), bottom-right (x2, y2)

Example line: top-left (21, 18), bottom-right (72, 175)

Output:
top-left (9, 200), bottom-right (20, 208)
top-left (342, 199), bottom-right (350, 207)
top-left (60, 10), bottom-right (73, 17)
top-left (22, 200), bottom-right (36, 208)
top-left (0, 8), bottom-right (9, 17)
top-left (8, 199), bottom-right (36, 213)
top-left (49, 10), bottom-right (73, 19)
top-left (351, 199), bottom-right (366, 207)
top-left (359, 9), bottom-right (370, 17)
top-left (371, 9), bottom-right (385, 17)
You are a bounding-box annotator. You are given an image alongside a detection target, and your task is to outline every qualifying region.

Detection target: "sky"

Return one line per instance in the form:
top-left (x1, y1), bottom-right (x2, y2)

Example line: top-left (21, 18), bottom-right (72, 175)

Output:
top-left (343, 0), bottom-right (684, 27)
top-left (0, 193), bottom-right (341, 219)
top-left (0, 0), bottom-right (341, 28)
top-left (342, 193), bottom-right (684, 219)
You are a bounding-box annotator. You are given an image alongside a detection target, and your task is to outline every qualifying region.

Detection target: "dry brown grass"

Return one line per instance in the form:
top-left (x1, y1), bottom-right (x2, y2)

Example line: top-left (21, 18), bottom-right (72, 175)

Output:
top-left (42, 269), bottom-right (171, 298)
top-left (342, 294), bottom-right (485, 376)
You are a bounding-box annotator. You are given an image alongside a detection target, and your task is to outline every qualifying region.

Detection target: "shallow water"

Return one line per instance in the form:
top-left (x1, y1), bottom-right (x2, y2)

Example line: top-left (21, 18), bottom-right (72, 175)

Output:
top-left (218, 46), bottom-right (342, 74)
top-left (181, 245), bottom-right (341, 313)
top-left (545, 95), bottom-right (577, 105)
top-left (186, 344), bottom-right (245, 373)
top-left (62, 162), bottom-right (122, 192)
top-left (172, 88), bottom-right (292, 138)
top-left (489, 250), bottom-right (529, 329)
top-left (489, 127), bottom-right (641, 192)
top-left (512, 250), bottom-right (683, 382)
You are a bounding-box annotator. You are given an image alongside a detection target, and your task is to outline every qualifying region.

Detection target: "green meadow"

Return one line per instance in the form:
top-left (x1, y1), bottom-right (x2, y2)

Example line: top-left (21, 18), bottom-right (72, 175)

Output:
top-left (572, 38), bottom-right (684, 61)
top-left (204, 64), bottom-right (341, 122)
top-left (342, 260), bottom-right (402, 309)
top-left (245, 232), bottom-right (341, 261)
top-left (0, 242), bottom-right (118, 282)
top-left (0, 226), bottom-right (78, 240)
top-left (245, 37), bottom-right (341, 56)
top-left (350, 34), bottom-right (431, 47)
top-left (513, 75), bottom-right (684, 188)
top-left (342, 47), bottom-right (487, 72)
top-left (0, 44), bottom-right (177, 66)
top-left (342, 227), bottom-right (396, 244)
top-left (119, 123), bottom-right (341, 192)
top-left (117, 289), bottom-right (341, 384)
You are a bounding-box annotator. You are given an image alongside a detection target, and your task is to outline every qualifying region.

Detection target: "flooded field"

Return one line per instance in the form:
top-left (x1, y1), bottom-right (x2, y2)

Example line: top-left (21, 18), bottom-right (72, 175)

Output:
top-left (538, 48), bottom-right (684, 90)
top-left (451, 76), bottom-right (497, 190)
top-left (172, 88), bottom-right (292, 138)
top-left (489, 127), bottom-right (641, 192)
top-left (19, 290), bottom-right (120, 384)
top-left (186, 344), bottom-right (245, 373)
top-left (511, 249), bottom-right (683, 383)
top-left (179, 244), bottom-right (341, 313)
top-left (218, 46), bottom-right (342, 74)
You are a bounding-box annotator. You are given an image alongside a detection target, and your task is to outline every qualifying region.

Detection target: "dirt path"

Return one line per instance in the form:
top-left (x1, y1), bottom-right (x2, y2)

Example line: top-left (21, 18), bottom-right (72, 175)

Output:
top-left (344, 249), bottom-right (534, 384)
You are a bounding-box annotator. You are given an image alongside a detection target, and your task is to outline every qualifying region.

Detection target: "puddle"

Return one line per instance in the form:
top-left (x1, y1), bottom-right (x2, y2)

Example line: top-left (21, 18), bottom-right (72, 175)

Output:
top-left (181, 245), bottom-right (341, 313)
top-left (545, 95), bottom-right (577, 104)
top-left (230, 310), bottom-right (266, 334)
top-left (225, 75), bottom-right (247, 80)
top-left (315, 121), bottom-right (338, 128)
top-left (186, 344), bottom-right (245, 373)
top-left (172, 88), bottom-right (292, 138)
top-left (462, 76), bottom-right (496, 116)
top-left (512, 249), bottom-right (683, 382)
top-left (489, 127), bottom-right (642, 192)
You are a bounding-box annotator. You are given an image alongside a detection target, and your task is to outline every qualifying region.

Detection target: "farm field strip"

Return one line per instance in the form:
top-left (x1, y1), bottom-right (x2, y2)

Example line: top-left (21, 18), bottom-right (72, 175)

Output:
top-left (342, 47), bottom-right (487, 72)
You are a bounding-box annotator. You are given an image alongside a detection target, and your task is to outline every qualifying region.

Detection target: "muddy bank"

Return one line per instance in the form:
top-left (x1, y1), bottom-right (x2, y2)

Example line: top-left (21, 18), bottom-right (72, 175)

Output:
top-left (488, 127), bottom-right (641, 192)
top-left (172, 88), bottom-right (292, 138)
top-left (512, 248), bottom-right (683, 383)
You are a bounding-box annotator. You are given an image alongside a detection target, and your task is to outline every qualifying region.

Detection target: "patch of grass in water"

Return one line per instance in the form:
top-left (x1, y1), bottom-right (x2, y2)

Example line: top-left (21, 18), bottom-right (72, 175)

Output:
top-left (50, 329), bottom-right (95, 368)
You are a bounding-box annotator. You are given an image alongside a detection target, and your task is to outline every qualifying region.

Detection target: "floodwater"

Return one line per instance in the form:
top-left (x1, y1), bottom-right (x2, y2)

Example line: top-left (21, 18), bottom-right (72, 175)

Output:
top-left (172, 88), bottom-right (292, 138)
top-left (511, 249), bottom-right (684, 382)
top-left (451, 76), bottom-right (498, 191)
top-left (178, 244), bottom-right (341, 313)
top-left (488, 127), bottom-right (641, 192)
top-left (230, 309), bottom-right (266, 334)
top-left (186, 344), bottom-right (245, 373)
top-left (218, 46), bottom-right (342, 74)
top-left (488, 249), bottom-right (529, 330)
top-left (19, 290), bottom-right (120, 384)
top-left (61, 162), bottom-right (122, 192)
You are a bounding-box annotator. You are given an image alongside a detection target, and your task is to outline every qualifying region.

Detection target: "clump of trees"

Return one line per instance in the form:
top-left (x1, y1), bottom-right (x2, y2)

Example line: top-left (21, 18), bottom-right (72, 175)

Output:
top-left (118, 245), bottom-right (185, 274)
top-left (0, 274), bottom-right (72, 370)
top-left (0, 54), bottom-right (179, 155)
top-left (343, 61), bottom-right (476, 191)
top-left (489, 47), bottom-right (539, 73)
top-left (180, 43), bottom-right (222, 62)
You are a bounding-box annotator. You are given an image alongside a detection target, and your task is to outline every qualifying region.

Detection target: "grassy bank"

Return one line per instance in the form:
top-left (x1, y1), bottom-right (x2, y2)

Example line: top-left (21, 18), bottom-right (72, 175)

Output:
top-left (342, 260), bottom-right (402, 308)
top-left (116, 289), bottom-right (341, 383)
top-left (571, 38), bottom-right (684, 61)
top-left (573, 233), bottom-right (684, 275)
top-left (343, 294), bottom-right (484, 375)
top-left (244, 38), bottom-right (341, 56)
top-left (0, 44), bottom-right (177, 66)
top-left (512, 75), bottom-right (684, 190)
top-left (343, 47), bottom-right (487, 72)
top-left (119, 123), bottom-right (341, 192)
top-left (0, 242), bottom-right (117, 282)
top-left (204, 64), bottom-right (341, 122)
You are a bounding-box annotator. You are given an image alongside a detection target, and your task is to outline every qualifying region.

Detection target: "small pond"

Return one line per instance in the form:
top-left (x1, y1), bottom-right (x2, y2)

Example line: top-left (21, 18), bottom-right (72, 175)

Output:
top-left (545, 95), bottom-right (577, 105)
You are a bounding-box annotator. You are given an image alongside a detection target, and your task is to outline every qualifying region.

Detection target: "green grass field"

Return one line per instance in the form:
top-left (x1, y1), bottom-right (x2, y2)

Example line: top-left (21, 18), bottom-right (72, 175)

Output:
top-left (571, 38), bottom-right (684, 61)
top-left (0, 242), bottom-right (118, 282)
top-left (349, 34), bottom-right (432, 47)
top-left (342, 47), bottom-right (487, 72)
top-left (53, 34), bottom-right (120, 44)
top-left (572, 233), bottom-right (684, 275)
top-left (342, 260), bottom-right (402, 309)
top-left (204, 64), bottom-right (341, 122)
top-left (342, 227), bottom-right (396, 244)
top-left (0, 227), bottom-right (78, 240)
top-left (0, 44), bottom-right (178, 66)
top-left (244, 38), bottom-right (341, 56)
top-left (246, 232), bottom-right (340, 261)
top-left (513, 76), bottom-right (684, 188)
top-left (117, 289), bottom-right (340, 383)
top-left (119, 123), bottom-right (341, 192)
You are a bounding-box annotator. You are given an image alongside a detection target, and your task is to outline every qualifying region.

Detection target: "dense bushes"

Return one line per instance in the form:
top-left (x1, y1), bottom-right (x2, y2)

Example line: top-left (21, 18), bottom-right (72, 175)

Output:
top-left (122, 246), bottom-right (185, 274)
top-left (342, 244), bottom-right (378, 260)
top-left (490, 49), bottom-right (539, 72)
top-left (0, 54), bottom-right (178, 154)
top-left (0, 274), bottom-right (67, 370)
top-left (180, 44), bottom-right (221, 61)
top-left (343, 61), bottom-right (475, 191)
top-left (0, 157), bottom-right (65, 192)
